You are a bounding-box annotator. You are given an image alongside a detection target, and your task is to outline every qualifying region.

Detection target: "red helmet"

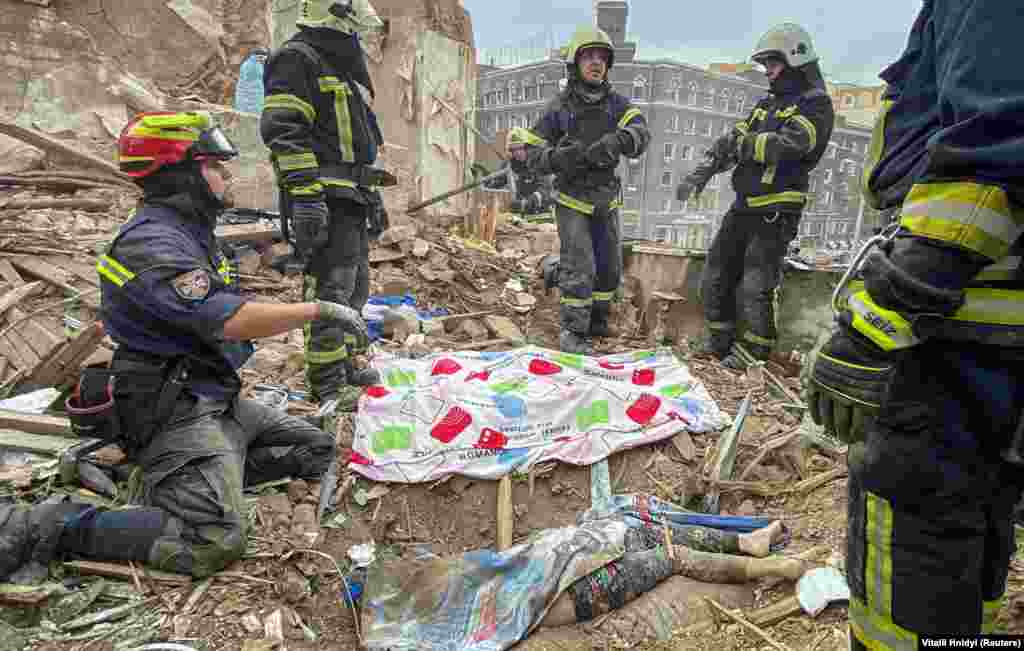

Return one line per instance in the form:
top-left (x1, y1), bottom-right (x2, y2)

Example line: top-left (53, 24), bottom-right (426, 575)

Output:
top-left (118, 111), bottom-right (238, 179)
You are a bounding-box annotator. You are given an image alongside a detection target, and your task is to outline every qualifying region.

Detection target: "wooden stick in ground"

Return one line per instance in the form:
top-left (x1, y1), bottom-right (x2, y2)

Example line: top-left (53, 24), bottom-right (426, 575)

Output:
top-left (704, 597), bottom-right (792, 651)
top-left (496, 475), bottom-right (514, 551)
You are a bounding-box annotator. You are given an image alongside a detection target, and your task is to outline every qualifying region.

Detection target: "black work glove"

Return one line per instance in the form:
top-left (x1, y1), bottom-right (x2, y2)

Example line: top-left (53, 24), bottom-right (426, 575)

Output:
top-left (366, 191), bottom-right (389, 240)
top-left (549, 141), bottom-right (583, 174)
top-left (290, 198), bottom-right (329, 259)
top-left (585, 130), bottom-right (633, 168)
top-left (676, 162), bottom-right (715, 203)
top-left (807, 324), bottom-right (898, 444)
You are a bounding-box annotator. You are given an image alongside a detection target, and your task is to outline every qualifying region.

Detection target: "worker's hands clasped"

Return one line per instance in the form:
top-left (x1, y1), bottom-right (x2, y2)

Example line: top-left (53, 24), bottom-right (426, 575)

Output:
top-left (807, 325), bottom-right (897, 443)
top-left (291, 198), bottom-right (329, 258)
top-left (316, 300), bottom-right (368, 343)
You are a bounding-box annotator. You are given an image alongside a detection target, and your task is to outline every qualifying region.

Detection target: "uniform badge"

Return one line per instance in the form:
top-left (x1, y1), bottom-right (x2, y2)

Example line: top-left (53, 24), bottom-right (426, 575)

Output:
top-left (172, 269), bottom-right (211, 301)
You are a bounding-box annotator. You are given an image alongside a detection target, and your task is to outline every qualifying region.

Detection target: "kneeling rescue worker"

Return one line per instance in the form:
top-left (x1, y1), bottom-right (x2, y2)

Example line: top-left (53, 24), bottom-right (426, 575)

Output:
top-left (0, 111), bottom-right (370, 580)
top-left (677, 23), bottom-right (833, 369)
top-left (514, 24), bottom-right (650, 355)
top-left (807, 0), bottom-right (1024, 643)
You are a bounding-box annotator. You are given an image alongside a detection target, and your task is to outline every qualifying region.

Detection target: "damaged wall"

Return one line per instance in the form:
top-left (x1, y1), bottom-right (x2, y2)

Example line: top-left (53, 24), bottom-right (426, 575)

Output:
top-left (0, 0), bottom-right (270, 137)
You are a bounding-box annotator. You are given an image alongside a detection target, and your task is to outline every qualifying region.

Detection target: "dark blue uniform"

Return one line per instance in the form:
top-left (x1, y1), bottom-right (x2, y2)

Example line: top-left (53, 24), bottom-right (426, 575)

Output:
top-left (94, 199), bottom-right (333, 577)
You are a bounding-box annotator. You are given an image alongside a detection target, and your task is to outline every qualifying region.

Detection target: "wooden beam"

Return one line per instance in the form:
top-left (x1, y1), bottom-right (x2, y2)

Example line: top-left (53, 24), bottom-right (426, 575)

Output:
top-left (496, 475), bottom-right (513, 552)
top-left (8, 257), bottom-right (98, 308)
top-left (214, 223), bottom-right (280, 245)
top-left (64, 561), bottom-right (192, 586)
top-left (702, 390), bottom-right (752, 514)
top-left (43, 257), bottom-right (99, 287)
top-left (0, 121), bottom-right (130, 181)
top-left (0, 260), bottom-right (23, 287)
top-left (0, 409), bottom-right (71, 436)
top-left (27, 320), bottom-right (104, 388)
top-left (0, 430), bottom-right (92, 455)
top-left (0, 198), bottom-right (112, 213)
top-left (0, 282), bottom-right (41, 320)
top-left (9, 307), bottom-right (63, 358)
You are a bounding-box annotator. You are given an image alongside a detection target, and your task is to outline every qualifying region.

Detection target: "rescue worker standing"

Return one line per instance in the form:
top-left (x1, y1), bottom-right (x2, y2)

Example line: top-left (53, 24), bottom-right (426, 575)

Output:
top-left (807, 1), bottom-right (1024, 643)
top-left (29, 111), bottom-right (368, 579)
top-left (261, 0), bottom-right (393, 411)
top-left (482, 130), bottom-right (554, 217)
top-left (678, 24), bottom-right (833, 368)
top-left (516, 25), bottom-right (650, 354)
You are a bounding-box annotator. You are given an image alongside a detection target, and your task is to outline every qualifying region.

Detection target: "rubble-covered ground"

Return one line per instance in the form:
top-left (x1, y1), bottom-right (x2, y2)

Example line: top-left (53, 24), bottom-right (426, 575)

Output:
top-left (2, 130), bottom-right (1024, 651)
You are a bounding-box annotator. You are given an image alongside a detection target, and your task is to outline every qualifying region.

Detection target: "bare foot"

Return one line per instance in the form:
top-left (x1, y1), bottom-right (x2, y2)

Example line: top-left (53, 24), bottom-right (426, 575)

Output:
top-left (737, 520), bottom-right (785, 557)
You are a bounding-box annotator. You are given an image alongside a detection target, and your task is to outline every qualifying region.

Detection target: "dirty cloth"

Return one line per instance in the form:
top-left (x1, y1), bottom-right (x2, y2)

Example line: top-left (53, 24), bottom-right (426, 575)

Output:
top-left (351, 347), bottom-right (728, 482)
top-left (361, 493), bottom-right (786, 650)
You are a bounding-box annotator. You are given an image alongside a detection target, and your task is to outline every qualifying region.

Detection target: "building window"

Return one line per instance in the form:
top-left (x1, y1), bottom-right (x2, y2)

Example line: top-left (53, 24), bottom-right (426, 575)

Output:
top-left (831, 221), bottom-right (849, 235)
top-left (707, 175), bottom-right (720, 188)
top-left (537, 74), bottom-right (546, 99)
top-left (662, 198), bottom-right (673, 212)
top-left (705, 86), bottom-right (715, 108)
top-left (685, 118), bottom-right (697, 135)
top-left (663, 142), bottom-right (676, 161)
top-left (827, 142), bottom-right (837, 158)
top-left (496, 114), bottom-right (506, 130)
top-left (632, 76), bottom-right (647, 100)
top-left (722, 122), bottom-right (732, 135)
top-left (661, 170), bottom-right (673, 187)
top-left (680, 144), bottom-right (693, 160)
top-left (735, 92), bottom-right (746, 114)
top-left (823, 190), bottom-right (833, 206)
top-left (704, 120), bottom-right (714, 137)
top-left (496, 89), bottom-right (505, 105)
top-left (804, 221), bottom-right (823, 235)
top-left (508, 80), bottom-right (517, 103)
top-left (688, 81), bottom-right (699, 105)
top-left (809, 175), bottom-right (817, 192)
top-left (667, 114), bottom-right (680, 132)
top-left (523, 85), bottom-right (535, 101)
top-left (720, 88), bottom-right (731, 112)
top-left (824, 168), bottom-right (833, 184)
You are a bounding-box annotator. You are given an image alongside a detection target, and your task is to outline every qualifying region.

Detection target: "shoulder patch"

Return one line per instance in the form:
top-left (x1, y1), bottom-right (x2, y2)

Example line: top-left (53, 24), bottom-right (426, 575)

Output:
top-left (172, 269), bottom-right (212, 301)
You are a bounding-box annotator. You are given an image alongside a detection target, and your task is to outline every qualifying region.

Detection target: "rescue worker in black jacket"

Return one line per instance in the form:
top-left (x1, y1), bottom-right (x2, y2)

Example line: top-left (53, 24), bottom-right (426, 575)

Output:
top-left (677, 24), bottom-right (834, 368)
top-left (261, 0), bottom-right (393, 414)
top-left (516, 25), bottom-right (650, 355)
top-left (0, 111), bottom-right (368, 580)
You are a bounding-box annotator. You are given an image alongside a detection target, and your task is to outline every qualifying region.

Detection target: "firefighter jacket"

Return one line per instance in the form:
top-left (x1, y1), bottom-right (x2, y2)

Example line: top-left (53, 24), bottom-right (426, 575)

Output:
top-left (96, 195), bottom-right (254, 400)
top-left (261, 32), bottom-right (384, 205)
top-left (518, 81), bottom-right (649, 216)
top-left (842, 0), bottom-right (1024, 354)
top-left (724, 81), bottom-right (834, 213)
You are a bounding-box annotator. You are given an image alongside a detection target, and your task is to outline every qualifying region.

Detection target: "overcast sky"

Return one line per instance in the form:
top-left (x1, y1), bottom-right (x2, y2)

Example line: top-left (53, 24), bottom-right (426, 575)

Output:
top-left (462, 0), bottom-right (923, 85)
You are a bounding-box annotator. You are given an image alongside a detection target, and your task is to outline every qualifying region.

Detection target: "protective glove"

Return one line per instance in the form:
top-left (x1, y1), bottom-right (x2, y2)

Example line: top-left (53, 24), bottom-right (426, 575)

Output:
top-left (549, 141), bottom-right (583, 174)
top-left (676, 161), bottom-right (715, 203)
top-left (585, 130), bottom-right (633, 168)
top-left (316, 300), bottom-right (369, 344)
top-left (290, 198), bottom-right (329, 259)
top-left (366, 191), bottom-right (389, 240)
top-left (807, 324), bottom-right (897, 443)
top-left (736, 133), bottom-right (758, 162)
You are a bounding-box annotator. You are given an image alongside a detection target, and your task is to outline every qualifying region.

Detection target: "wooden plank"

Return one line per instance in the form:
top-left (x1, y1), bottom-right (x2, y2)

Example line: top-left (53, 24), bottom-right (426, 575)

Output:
top-left (64, 561), bottom-right (192, 586)
top-left (369, 248), bottom-right (406, 264)
top-left (27, 320), bottom-right (104, 388)
top-left (0, 430), bottom-right (90, 455)
top-left (0, 281), bottom-right (41, 319)
top-left (0, 121), bottom-right (131, 181)
top-left (0, 260), bottom-right (23, 286)
top-left (9, 257), bottom-right (99, 308)
top-left (214, 223), bottom-right (279, 244)
top-left (0, 409), bottom-right (72, 436)
top-left (496, 475), bottom-right (513, 552)
top-left (9, 308), bottom-right (61, 359)
top-left (702, 391), bottom-right (752, 514)
top-left (3, 329), bottom-right (39, 369)
top-left (43, 256), bottom-right (99, 287)
top-left (0, 334), bottom-right (26, 370)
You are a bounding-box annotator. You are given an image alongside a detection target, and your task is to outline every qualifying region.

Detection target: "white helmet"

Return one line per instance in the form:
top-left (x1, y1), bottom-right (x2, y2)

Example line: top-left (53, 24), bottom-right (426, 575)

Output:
top-left (751, 23), bottom-right (818, 68)
top-left (297, 0), bottom-right (383, 34)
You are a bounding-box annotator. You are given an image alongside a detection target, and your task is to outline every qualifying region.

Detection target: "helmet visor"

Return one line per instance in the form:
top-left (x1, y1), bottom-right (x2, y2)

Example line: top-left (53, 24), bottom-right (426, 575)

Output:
top-left (192, 127), bottom-right (238, 161)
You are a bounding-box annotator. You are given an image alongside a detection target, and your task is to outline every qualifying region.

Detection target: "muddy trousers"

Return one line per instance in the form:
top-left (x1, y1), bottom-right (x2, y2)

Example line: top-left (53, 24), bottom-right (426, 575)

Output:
top-left (701, 209), bottom-right (798, 359)
top-left (847, 343), bottom-right (1024, 646)
top-left (555, 202), bottom-right (622, 336)
top-left (304, 197), bottom-right (370, 401)
top-left (63, 396), bottom-right (333, 579)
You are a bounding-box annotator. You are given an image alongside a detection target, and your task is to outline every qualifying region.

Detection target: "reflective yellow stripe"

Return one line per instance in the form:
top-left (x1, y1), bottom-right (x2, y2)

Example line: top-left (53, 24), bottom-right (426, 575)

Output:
top-left (706, 321), bottom-right (735, 331)
top-left (343, 333), bottom-right (358, 345)
top-left (742, 332), bottom-right (775, 347)
top-left (125, 125), bottom-right (197, 141)
top-left (217, 258), bottom-right (233, 285)
top-left (861, 99), bottom-right (893, 208)
top-left (900, 182), bottom-right (1024, 261)
top-left (617, 108), bottom-right (642, 129)
top-left (592, 290), bottom-right (615, 302)
top-left (118, 155), bottom-right (154, 163)
top-left (976, 256), bottom-right (1021, 281)
top-left (789, 114), bottom-right (817, 150)
top-left (847, 290), bottom-right (919, 351)
top-left (321, 178), bottom-right (358, 189)
top-left (512, 127), bottom-right (548, 147)
top-left (556, 192), bottom-right (595, 215)
top-left (951, 288), bottom-right (1024, 325)
top-left (734, 122), bottom-right (749, 136)
top-left (819, 352), bottom-right (888, 374)
top-left (264, 94), bottom-right (317, 124)
top-left (96, 255), bottom-right (135, 287)
top-left (560, 297), bottom-right (592, 307)
top-left (753, 133), bottom-right (769, 163)
top-left (319, 77), bottom-right (355, 163)
top-left (848, 598), bottom-right (917, 651)
top-left (983, 597), bottom-right (1004, 634)
top-left (865, 492), bottom-right (894, 618)
top-left (747, 191), bottom-right (806, 207)
top-left (276, 152), bottom-right (319, 172)
top-left (761, 164), bottom-right (777, 185)
top-left (289, 181), bottom-right (324, 197)
top-left (307, 346), bottom-right (349, 364)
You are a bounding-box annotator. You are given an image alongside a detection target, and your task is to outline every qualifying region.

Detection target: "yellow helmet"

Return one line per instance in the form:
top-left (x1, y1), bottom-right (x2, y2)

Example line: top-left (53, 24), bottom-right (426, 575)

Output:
top-left (564, 25), bottom-right (615, 72)
top-left (296, 0), bottom-right (383, 34)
